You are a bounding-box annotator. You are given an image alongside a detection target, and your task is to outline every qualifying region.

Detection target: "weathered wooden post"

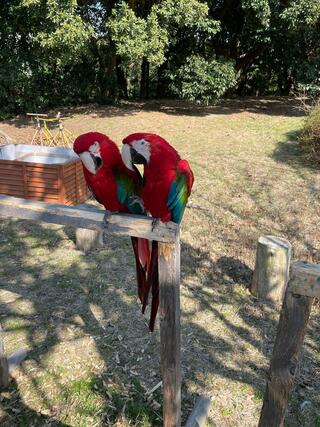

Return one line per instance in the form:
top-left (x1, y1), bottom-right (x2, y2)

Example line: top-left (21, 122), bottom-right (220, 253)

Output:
top-left (0, 325), bottom-right (9, 389)
top-left (75, 228), bottom-right (104, 252)
top-left (185, 395), bottom-right (212, 427)
top-left (258, 261), bottom-right (319, 427)
top-left (0, 324), bottom-right (28, 390)
top-left (159, 239), bottom-right (181, 427)
top-left (251, 236), bottom-right (292, 303)
top-left (76, 203), bottom-right (104, 252)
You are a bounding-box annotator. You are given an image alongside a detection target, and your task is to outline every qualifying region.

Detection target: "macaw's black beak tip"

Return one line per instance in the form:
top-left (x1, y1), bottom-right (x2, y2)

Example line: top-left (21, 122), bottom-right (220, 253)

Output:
top-left (90, 153), bottom-right (102, 169)
top-left (130, 146), bottom-right (146, 165)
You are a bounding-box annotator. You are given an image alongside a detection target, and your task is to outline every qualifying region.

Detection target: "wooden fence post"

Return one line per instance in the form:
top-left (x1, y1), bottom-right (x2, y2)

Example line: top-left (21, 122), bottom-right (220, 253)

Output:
top-left (258, 262), bottom-right (319, 427)
top-left (251, 236), bottom-right (292, 303)
top-left (0, 324), bottom-right (28, 390)
top-left (185, 395), bottom-right (212, 427)
top-left (75, 202), bottom-right (104, 253)
top-left (75, 228), bottom-right (104, 253)
top-left (0, 324), bottom-right (9, 389)
top-left (159, 238), bottom-right (181, 427)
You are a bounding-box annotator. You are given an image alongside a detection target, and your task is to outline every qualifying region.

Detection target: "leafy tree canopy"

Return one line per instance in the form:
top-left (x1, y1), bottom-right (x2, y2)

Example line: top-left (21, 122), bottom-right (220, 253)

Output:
top-left (0, 0), bottom-right (319, 116)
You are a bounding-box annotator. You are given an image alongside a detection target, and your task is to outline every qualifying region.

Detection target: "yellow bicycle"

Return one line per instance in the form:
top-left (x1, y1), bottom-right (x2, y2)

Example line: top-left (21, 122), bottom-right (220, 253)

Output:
top-left (27, 112), bottom-right (74, 147)
top-left (27, 113), bottom-right (53, 146)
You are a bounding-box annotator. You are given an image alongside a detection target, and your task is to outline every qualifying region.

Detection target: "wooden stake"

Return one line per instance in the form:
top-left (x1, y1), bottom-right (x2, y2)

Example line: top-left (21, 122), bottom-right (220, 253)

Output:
top-left (258, 262), bottom-right (317, 427)
top-left (185, 395), bottom-right (212, 427)
top-left (159, 240), bottom-right (181, 427)
top-left (251, 235), bottom-right (292, 303)
top-left (0, 325), bottom-right (28, 390)
top-left (75, 228), bottom-right (104, 253)
top-left (0, 325), bottom-right (9, 389)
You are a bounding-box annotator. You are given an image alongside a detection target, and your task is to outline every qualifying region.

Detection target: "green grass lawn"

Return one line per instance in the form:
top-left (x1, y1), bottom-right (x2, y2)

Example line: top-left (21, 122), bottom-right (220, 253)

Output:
top-left (0, 98), bottom-right (319, 426)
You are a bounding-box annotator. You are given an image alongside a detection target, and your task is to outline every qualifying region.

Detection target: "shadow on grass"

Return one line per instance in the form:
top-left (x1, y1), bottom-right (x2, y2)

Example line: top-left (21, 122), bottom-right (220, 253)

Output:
top-left (272, 130), bottom-right (318, 172)
top-left (153, 97), bottom-right (307, 118)
top-left (1, 378), bottom-right (70, 427)
top-left (216, 256), bottom-right (253, 288)
top-left (0, 219), bottom-right (319, 426)
top-left (1, 97), bottom-right (306, 131)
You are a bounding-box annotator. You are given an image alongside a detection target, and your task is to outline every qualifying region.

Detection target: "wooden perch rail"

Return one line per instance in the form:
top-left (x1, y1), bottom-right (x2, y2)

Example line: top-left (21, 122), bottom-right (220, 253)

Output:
top-left (0, 195), bottom-right (179, 243)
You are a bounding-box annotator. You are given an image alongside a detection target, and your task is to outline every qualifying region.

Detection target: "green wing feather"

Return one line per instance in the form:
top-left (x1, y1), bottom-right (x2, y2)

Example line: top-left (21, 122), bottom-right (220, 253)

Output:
top-left (116, 173), bottom-right (145, 215)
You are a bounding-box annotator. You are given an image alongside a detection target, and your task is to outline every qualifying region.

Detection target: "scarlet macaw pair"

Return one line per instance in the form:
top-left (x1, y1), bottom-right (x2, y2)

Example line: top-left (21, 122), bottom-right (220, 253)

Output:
top-left (73, 132), bottom-right (194, 331)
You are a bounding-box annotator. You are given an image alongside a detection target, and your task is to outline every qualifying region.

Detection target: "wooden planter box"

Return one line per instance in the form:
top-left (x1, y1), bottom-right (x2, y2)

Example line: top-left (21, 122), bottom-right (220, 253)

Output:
top-left (0, 144), bottom-right (90, 205)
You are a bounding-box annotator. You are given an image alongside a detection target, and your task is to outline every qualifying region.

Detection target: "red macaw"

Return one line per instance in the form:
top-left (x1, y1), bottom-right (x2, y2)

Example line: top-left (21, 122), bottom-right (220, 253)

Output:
top-left (121, 132), bottom-right (194, 330)
top-left (73, 132), bottom-right (150, 308)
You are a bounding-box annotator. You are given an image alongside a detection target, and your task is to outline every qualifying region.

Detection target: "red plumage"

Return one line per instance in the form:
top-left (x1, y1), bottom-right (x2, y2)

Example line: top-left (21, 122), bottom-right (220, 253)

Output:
top-left (123, 133), bottom-right (193, 222)
top-left (74, 132), bottom-right (129, 212)
top-left (74, 132), bottom-right (150, 308)
top-left (122, 132), bottom-right (194, 330)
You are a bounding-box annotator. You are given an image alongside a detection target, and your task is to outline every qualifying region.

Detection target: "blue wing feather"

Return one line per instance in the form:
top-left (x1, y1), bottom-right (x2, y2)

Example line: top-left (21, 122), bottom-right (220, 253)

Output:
top-left (167, 173), bottom-right (188, 224)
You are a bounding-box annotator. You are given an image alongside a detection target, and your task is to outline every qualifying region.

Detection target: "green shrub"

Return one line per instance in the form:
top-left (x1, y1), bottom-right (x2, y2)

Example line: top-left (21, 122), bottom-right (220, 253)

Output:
top-left (169, 55), bottom-right (237, 105)
top-left (299, 104), bottom-right (320, 163)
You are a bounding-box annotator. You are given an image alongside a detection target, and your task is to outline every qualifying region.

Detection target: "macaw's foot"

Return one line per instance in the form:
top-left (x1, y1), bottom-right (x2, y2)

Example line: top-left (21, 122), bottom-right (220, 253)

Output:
top-left (151, 217), bottom-right (161, 232)
top-left (103, 210), bottom-right (112, 228)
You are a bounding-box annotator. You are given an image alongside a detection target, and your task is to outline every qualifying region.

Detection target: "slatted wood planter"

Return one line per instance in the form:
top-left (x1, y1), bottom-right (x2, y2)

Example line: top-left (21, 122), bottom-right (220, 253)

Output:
top-left (0, 144), bottom-right (89, 205)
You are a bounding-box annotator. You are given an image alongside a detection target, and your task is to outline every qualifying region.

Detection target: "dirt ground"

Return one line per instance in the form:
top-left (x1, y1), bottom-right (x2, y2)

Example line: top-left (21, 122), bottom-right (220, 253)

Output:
top-left (0, 98), bottom-right (319, 426)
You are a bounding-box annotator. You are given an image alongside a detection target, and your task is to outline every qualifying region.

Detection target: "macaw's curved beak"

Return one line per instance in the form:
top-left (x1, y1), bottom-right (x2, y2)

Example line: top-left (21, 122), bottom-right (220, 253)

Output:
top-left (121, 144), bottom-right (134, 171)
top-left (130, 146), bottom-right (147, 165)
top-left (79, 151), bottom-right (102, 175)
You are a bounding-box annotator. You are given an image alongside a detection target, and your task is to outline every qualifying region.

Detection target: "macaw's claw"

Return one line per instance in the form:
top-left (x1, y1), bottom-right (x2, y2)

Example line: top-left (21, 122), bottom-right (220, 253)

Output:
top-left (151, 217), bottom-right (161, 232)
top-left (103, 210), bottom-right (112, 228)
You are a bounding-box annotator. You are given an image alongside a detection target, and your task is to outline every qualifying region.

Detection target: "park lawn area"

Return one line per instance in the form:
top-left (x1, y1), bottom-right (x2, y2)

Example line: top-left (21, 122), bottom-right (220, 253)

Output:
top-left (0, 98), bottom-right (319, 426)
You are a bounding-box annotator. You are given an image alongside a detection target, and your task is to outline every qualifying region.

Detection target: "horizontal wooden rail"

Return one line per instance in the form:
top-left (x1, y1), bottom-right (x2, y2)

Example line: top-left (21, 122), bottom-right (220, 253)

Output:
top-left (288, 261), bottom-right (320, 299)
top-left (0, 196), bottom-right (179, 243)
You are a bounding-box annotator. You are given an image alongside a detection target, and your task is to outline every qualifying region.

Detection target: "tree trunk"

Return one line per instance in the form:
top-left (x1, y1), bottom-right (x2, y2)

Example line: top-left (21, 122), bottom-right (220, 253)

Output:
top-left (140, 57), bottom-right (150, 99)
top-left (116, 56), bottom-right (128, 99)
top-left (156, 61), bottom-right (168, 98)
top-left (278, 69), bottom-right (293, 96)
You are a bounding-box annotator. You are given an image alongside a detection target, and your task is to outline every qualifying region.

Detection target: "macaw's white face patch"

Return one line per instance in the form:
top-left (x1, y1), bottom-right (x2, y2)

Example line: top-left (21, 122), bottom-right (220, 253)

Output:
top-left (79, 151), bottom-right (97, 175)
top-left (132, 139), bottom-right (151, 163)
top-left (121, 143), bottom-right (134, 171)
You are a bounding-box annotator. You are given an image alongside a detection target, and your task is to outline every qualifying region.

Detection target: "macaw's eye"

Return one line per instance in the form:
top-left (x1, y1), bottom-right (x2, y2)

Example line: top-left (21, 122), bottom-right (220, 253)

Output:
top-left (89, 142), bottom-right (100, 154)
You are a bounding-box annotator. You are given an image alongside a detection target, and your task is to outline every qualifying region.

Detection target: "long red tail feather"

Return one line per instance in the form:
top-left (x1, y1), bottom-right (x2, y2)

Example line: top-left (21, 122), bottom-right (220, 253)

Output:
top-left (144, 241), bottom-right (159, 331)
top-left (137, 238), bottom-right (150, 271)
top-left (131, 237), bottom-right (149, 304)
top-left (132, 238), bottom-right (159, 331)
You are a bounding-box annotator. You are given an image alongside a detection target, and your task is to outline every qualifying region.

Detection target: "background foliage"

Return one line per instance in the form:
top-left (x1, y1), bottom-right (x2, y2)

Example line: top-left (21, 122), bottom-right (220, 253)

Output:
top-left (299, 104), bottom-right (320, 163)
top-left (0, 0), bottom-right (319, 116)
